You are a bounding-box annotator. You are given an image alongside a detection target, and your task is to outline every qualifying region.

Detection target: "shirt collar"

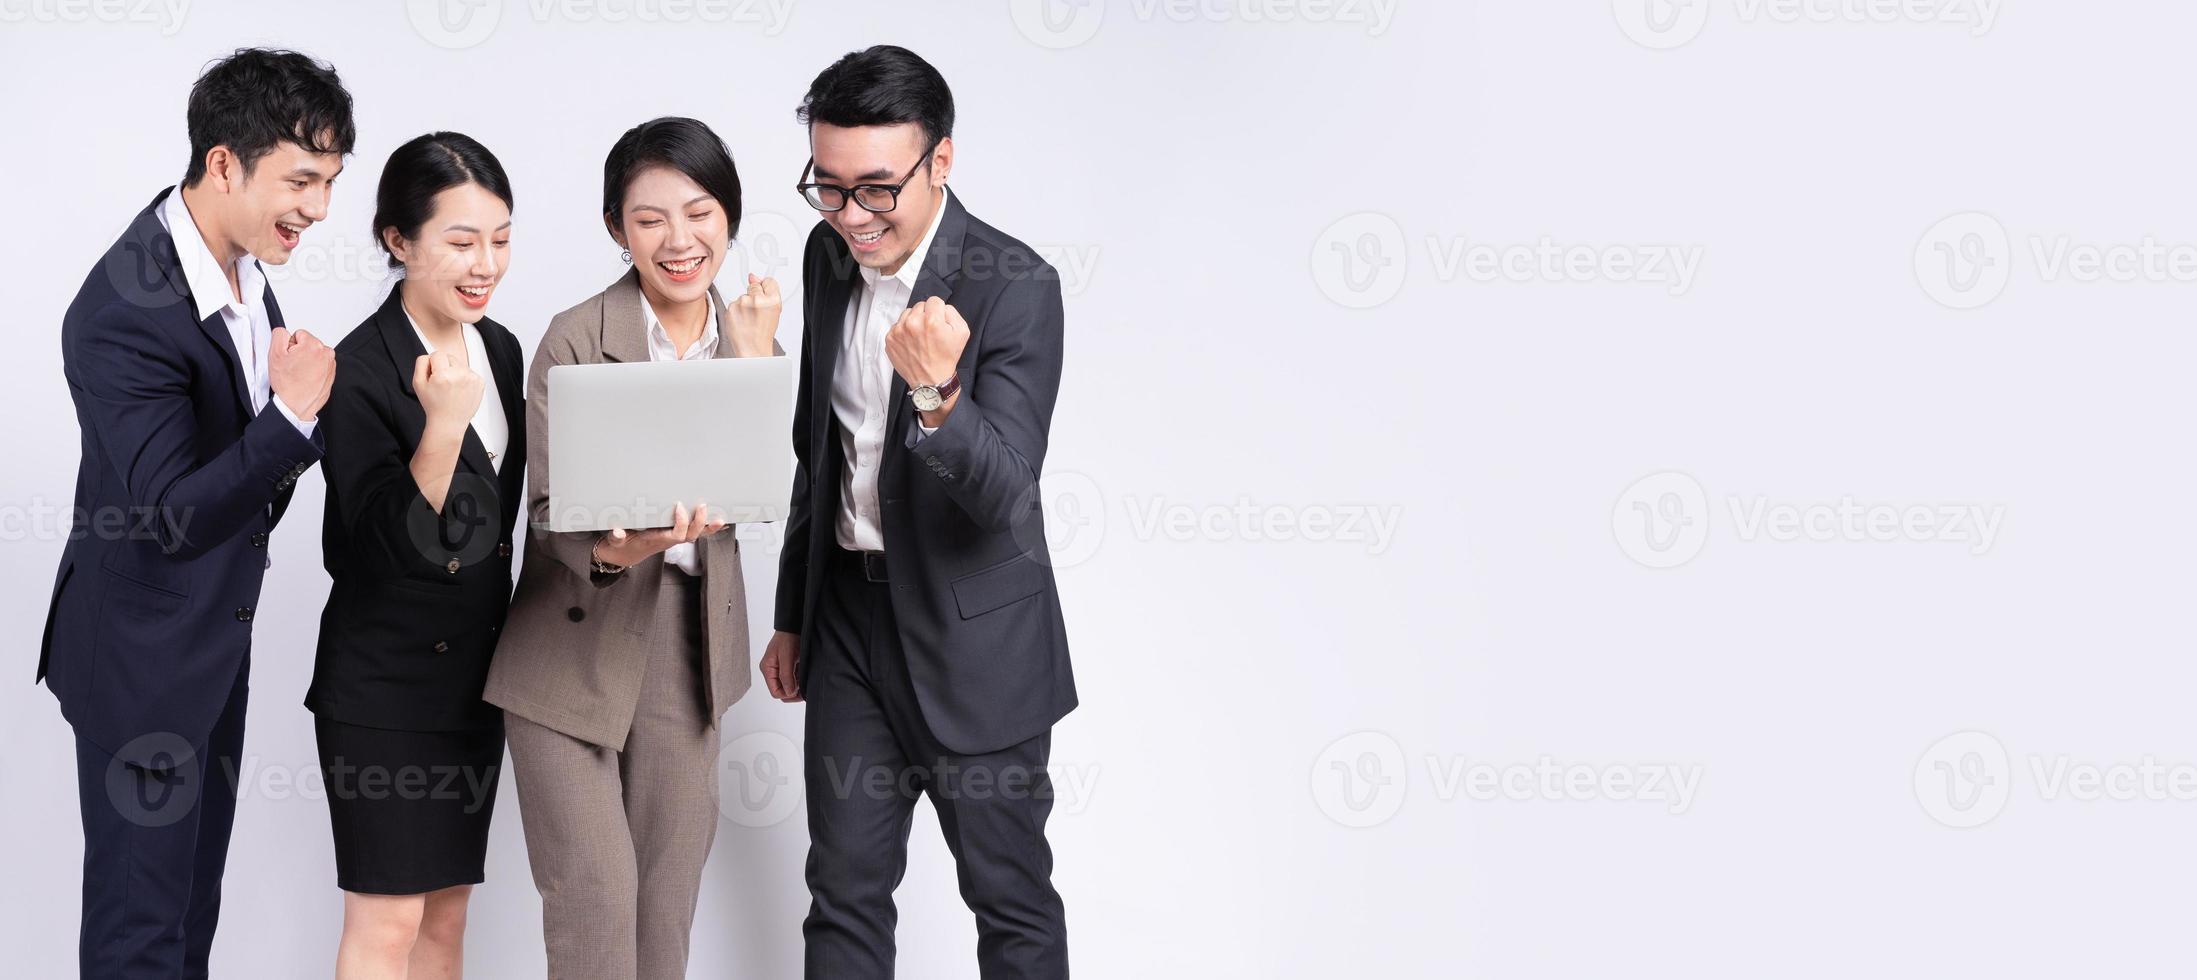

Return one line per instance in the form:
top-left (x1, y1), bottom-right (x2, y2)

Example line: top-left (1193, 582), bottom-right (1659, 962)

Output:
top-left (642, 291), bottom-right (719, 360)
top-left (157, 185), bottom-right (263, 324)
top-left (861, 186), bottom-right (951, 292)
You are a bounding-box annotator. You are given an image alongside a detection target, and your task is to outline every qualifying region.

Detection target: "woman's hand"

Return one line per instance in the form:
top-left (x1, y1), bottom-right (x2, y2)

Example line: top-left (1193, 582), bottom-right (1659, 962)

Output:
top-left (727, 273), bottom-right (781, 358)
top-left (413, 351), bottom-right (484, 438)
top-left (594, 500), bottom-right (727, 568)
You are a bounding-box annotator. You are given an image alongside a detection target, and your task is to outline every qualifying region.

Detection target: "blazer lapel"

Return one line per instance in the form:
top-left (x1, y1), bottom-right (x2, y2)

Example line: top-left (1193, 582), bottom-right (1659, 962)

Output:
top-left (886, 193), bottom-right (968, 445)
top-left (378, 289), bottom-right (498, 480)
top-left (137, 187), bottom-right (253, 416)
top-left (599, 267), bottom-right (652, 364)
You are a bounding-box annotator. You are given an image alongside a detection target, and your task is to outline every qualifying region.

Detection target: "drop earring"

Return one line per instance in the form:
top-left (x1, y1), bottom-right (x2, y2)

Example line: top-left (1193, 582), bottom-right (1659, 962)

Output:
top-left (621, 248), bottom-right (632, 264)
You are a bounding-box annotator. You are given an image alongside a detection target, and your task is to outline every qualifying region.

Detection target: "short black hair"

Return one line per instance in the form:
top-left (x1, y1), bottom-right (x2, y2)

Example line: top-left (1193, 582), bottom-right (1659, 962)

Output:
top-left (373, 132), bottom-right (515, 271)
top-left (796, 45), bottom-right (955, 147)
top-left (601, 116), bottom-right (743, 244)
top-left (182, 48), bottom-right (356, 187)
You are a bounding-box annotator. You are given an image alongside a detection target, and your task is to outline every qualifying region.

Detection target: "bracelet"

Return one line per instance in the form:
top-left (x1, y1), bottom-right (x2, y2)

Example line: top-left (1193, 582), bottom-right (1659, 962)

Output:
top-left (590, 539), bottom-right (628, 575)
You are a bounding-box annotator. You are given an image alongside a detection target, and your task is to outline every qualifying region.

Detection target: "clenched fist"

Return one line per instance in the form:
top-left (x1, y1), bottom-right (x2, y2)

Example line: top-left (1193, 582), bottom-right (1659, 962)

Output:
top-left (728, 273), bottom-right (782, 358)
top-left (412, 350), bottom-right (484, 435)
top-left (884, 295), bottom-right (969, 394)
top-left (269, 326), bottom-right (336, 420)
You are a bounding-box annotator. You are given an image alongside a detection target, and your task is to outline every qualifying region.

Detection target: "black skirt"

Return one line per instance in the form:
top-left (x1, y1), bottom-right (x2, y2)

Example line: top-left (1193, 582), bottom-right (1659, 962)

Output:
top-left (315, 716), bottom-right (505, 895)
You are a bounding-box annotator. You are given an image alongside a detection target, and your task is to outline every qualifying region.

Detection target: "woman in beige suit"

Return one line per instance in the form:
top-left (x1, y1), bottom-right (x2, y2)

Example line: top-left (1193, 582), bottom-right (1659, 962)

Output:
top-left (483, 116), bottom-right (782, 980)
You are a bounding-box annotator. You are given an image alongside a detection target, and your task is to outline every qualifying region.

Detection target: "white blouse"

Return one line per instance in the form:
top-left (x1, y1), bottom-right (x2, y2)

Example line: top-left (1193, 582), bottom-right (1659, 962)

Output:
top-left (405, 311), bottom-right (509, 473)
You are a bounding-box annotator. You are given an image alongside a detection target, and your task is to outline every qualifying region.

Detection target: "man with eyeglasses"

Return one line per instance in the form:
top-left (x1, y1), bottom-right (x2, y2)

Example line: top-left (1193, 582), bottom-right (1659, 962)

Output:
top-left (759, 44), bottom-right (1076, 978)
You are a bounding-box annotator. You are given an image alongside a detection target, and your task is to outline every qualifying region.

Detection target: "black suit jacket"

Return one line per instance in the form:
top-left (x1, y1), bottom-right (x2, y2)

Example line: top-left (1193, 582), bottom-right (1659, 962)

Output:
top-left (306, 288), bottom-right (526, 731)
top-left (777, 191), bottom-right (1077, 755)
top-left (39, 187), bottom-right (324, 768)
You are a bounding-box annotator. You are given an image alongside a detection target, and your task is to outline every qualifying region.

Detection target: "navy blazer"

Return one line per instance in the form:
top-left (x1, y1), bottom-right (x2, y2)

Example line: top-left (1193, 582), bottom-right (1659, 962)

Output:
top-left (776, 191), bottom-right (1077, 756)
top-left (38, 187), bottom-right (324, 768)
top-left (306, 288), bottom-right (525, 731)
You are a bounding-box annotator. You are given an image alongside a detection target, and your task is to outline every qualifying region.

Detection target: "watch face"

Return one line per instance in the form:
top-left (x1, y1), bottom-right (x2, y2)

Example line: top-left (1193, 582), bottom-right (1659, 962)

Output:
top-left (912, 386), bottom-right (942, 412)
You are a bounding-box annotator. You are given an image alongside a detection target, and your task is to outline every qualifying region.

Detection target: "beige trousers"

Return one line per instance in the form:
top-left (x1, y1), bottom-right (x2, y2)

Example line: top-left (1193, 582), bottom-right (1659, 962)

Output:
top-left (505, 574), bottom-right (720, 980)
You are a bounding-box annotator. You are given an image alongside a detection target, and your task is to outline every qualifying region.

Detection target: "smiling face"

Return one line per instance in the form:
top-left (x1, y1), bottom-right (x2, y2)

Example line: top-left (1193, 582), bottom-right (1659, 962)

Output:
top-left (386, 182), bottom-right (513, 327)
top-left (608, 165), bottom-right (729, 309)
top-left (809, 121), bottom-right (951, 276)
top-left (200, 138), bottom-right (344, 266)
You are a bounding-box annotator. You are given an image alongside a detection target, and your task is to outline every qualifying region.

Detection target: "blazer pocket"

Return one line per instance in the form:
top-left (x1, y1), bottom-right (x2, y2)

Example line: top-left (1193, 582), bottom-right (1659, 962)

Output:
top-left (949, 553), bottom-right (1047, 620)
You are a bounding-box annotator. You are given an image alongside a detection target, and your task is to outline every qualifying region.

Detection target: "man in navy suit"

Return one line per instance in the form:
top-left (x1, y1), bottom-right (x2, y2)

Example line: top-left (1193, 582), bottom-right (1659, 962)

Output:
top-left (36, 48), bottom-right (353, 978)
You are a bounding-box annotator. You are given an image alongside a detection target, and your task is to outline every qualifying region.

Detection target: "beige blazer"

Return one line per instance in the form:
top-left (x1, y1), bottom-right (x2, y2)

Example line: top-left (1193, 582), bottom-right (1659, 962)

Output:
top-left (484, 267), bottom-right (776, 749)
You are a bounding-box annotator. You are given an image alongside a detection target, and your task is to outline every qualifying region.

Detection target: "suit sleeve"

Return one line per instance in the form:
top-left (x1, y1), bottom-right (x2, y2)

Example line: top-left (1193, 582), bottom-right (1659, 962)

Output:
top-left (66, 301), bottom-right (321, 560)
top-left (318, 350), bottom-right (475, 577)
top-left (524, 317), bottom-right (623, 588)
top-left (901, 272), bottom-right (1065, 534)
top-left (773, 308), bottom-right (816, 634)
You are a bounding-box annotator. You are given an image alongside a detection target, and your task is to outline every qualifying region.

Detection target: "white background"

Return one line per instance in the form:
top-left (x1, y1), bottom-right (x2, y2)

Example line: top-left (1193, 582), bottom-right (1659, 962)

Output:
top-left (5, 1), bottom-right (2195, 977)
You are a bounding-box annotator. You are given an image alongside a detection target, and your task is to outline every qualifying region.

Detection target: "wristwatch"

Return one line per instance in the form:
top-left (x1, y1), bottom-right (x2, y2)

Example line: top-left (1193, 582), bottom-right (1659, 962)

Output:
top-left (908, 372), bottom-right (961, 413)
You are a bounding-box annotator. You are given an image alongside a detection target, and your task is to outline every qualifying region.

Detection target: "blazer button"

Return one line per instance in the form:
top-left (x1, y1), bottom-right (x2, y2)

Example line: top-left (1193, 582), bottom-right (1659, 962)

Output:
top-left (498, 543), bottom-right (513, 558)
top-left (567, 607), bottom-right (585, 623)
top-left (446, 558), bottom-right (462, 574)
top-left (235, 607), bottom-right (254, 622)
top-left (433, 641), bottom-right (450, 653)
top-left (926, 455), bottom-right (941, 467)
top-left (250, 533), bottom-right (267, 548)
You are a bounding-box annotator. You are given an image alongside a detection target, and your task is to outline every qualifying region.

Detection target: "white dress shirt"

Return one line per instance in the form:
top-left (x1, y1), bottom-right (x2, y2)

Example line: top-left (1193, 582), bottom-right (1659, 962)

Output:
top-left (403, 307), bottom-right (508, 473)
top-left (643, 295), bottom-right (720, 574)
top-left (155, 186), bottom-right (315, 438)
top-left (832, 189), bottom-right (951, 554)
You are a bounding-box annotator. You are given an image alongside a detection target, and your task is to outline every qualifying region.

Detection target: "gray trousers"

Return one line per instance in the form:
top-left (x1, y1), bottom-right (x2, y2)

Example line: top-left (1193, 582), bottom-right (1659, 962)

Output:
top-left (505, 574), bottom-right (720, 980)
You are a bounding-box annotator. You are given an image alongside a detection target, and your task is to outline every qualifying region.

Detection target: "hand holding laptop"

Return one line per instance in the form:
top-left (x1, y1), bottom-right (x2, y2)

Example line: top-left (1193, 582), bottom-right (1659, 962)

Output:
top-left (593, 499), bottom-right (728, 569)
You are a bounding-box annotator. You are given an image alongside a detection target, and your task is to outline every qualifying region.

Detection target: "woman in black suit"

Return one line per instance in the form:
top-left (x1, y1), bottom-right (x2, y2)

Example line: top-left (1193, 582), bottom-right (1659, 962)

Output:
top-left (307, 131), bottom-right (524, 979)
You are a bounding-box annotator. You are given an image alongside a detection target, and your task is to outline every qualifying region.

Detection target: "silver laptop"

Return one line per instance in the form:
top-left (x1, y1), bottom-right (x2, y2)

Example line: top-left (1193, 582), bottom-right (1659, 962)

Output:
top-left (540, 355), bottom-right (796, 533)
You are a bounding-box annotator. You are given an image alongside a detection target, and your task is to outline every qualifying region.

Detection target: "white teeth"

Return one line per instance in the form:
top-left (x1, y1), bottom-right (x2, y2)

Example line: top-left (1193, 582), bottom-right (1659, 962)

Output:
top-left (457, 286), bottom-right (488, 296)
top-left (660, 257), bottom-right (702, 273)
top-left (854, 230), bottom-right (885, 243)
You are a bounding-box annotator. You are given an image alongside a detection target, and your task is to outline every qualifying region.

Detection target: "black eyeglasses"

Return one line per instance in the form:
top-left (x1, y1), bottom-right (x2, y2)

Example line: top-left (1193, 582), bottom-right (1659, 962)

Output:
top-left (796, 141), bottom-right (938, 213)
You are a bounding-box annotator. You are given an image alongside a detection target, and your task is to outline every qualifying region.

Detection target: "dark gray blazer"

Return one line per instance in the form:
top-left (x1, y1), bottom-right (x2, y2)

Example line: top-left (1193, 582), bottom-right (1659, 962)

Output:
top-left (776, 191), bottom-right (1078, 755)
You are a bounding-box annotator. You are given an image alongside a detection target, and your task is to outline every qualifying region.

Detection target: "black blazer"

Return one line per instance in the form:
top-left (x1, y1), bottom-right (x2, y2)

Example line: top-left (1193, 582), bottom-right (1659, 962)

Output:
top-left (776, 191), bottom-right (1077, 756)
top-left (40, 188), bottom-right (324, 769)
top-left (306, 288), bottom-right (526, 731)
